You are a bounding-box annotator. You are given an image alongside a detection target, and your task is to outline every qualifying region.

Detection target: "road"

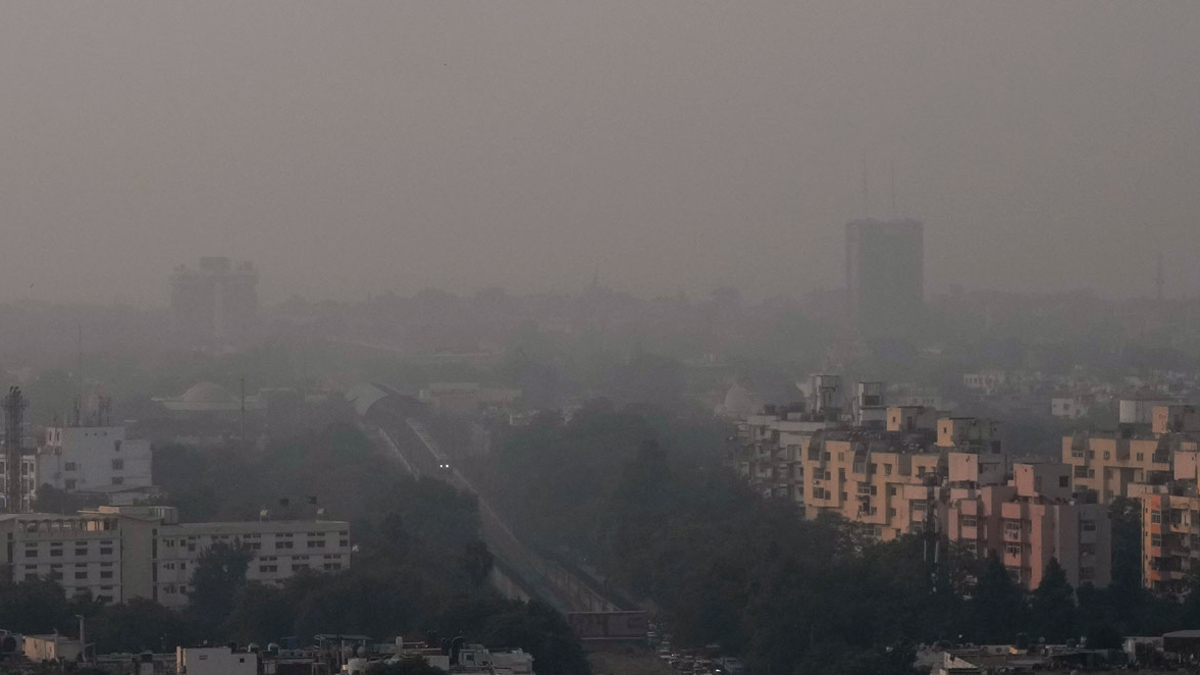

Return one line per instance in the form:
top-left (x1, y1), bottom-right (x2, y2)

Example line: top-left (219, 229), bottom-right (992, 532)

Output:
top-left (364, 398), bottom-right (622, 614)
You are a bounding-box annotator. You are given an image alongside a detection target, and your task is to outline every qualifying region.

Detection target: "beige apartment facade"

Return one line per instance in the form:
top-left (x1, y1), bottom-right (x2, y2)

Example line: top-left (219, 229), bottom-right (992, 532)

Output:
top-left (735, 398), bottom-right (1004, 542)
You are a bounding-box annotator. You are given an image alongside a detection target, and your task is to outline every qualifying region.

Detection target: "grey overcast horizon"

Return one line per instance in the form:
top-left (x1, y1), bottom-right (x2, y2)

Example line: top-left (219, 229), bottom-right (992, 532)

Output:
top-left (1, 2), bottom-right (1197, 306)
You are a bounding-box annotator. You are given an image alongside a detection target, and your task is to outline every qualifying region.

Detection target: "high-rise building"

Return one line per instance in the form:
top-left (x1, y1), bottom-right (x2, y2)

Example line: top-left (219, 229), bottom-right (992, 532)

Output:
top-left (845, 218), bottom-right (924, 339)
top-left (170, 257), bottom-right (259, 344)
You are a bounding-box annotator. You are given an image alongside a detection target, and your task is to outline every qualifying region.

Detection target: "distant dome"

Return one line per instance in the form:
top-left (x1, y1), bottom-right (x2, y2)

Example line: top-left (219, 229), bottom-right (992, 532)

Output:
top-left (718, 383), bottom-right (764, 419)
top-left (179, 381), bottom-right (237, 405)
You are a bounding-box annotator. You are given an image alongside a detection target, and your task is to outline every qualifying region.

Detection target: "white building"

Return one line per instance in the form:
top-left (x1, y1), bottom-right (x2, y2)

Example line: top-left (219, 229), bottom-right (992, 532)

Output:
top-left (0, 511), bottom-right (132, 603)
top-left (176, 646), bottom-right (257, 675)
top-left (1050, 395), bottom-right (1093, 420)
top-left (0, 506), bottom-right (351, 607)
top-left (154, 515), bottom-right (350, 607)
top-left (0, 454), bottom-right (38, 512)
top-left (23, 635), bottom-right (84, 663)
top-left (36, 424), bottom-right (153, 495)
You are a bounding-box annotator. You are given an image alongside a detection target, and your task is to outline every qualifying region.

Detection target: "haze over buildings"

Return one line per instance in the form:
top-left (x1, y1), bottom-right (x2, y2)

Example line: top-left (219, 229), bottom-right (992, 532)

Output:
top-left (0, 3), bottom-right (1199, 304)
top-left (845, 218), bottom-right (924, 339)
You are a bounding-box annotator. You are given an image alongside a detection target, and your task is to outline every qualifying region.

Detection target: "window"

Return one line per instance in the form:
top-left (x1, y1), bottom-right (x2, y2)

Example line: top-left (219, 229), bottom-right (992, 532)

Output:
top-left (50, 548), bottom-right (63, 558)
top-left (1151, 534), bottom-right (1163, 546)
top-left (75, 548), bottom-right (87, 557)
top-left (961, 516), bottom-right (977, 528)
top-left (1081, 520), bottom-right (1097, 532)
top-left (100, 571), bottom-right (113, 579)
top-left (65, 479), bottom-right (76, 490)
top-left (100, 547), bottom-right (113, 556)
top-left (1151, 512), bottom-right (1163, 524)
top-left (888, 508), bottom-right (897, 518)
top-left (1137, 453), bottom-right (1144, 462)
top-left (307, 540), bottom-right (326, 548)
top-left (323, 563), bottom-right (343, 571)
top-left (1103, 451), bottom-right (1111, 460)
top-left (1080, 543), bottom-right (1097, 555)
top-left (1074, 466), bottom-right (1087, 478)
top-left (75, 571), bottom-right (88, 580)
top-left (112, 477), bottom-right (124, 486)
top-left (292, 563), bottom-right (310, 572)
top-left (259, 565), bottom-right (278, 573)
top-left (1059, 476), bottom-right (1069, 488)
top-left (1088, 451), bottom-right (1095, 459)
top-left (884, 464), bottom-right (892, 476)
top-left (277, 541), bottom-right (294, 549)
top-left (111, 459), bottom-right (124, 470)
top-left (64, 462), bottom-right (77, 471)
top-left (1080, 567), bottom-right (1096, 581)
top-left (1088, 469), bottom-right (1095, 478)
top-left (887, 486), bottom-right (897, 496)
top-left (114, 440), bottom-right (121, 452)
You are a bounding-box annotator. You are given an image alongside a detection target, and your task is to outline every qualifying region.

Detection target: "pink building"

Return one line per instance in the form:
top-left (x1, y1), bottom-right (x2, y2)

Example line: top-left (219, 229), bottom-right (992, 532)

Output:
top-left (942, 460), bottom-right (1110, 590)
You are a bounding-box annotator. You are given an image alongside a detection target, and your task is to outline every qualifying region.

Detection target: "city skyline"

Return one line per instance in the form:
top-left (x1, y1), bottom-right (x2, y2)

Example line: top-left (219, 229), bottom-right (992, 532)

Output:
top-left (0, 3), bottom-right (1198, 305)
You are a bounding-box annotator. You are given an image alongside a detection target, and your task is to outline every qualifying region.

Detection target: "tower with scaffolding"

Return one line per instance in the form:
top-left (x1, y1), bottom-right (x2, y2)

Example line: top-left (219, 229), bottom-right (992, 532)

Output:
top-left (1, 387), bottom-right (30, 513)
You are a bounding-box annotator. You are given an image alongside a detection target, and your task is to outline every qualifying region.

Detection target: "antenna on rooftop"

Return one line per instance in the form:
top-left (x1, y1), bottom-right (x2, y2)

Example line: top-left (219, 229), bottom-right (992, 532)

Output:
top-left (890, 160), bottom-right (897, 218)
top-left (861, 151), bottom-right (870, 218)
top-left (76, 323), bottom-right (83, 427)
top-left (1156, 253), bottom-right (1165, 303)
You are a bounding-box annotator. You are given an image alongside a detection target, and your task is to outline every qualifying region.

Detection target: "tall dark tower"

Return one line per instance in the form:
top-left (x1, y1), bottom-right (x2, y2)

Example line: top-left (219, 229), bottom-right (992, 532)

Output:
top-left (845, 218), bottom-right (924, 340)
top-left (3, 387), bottom-right (27, 513)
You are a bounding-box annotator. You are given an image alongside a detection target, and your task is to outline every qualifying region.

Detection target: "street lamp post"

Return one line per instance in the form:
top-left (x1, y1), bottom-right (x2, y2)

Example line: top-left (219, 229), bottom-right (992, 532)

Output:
top-left (74, 615), bottom-right (86, 665)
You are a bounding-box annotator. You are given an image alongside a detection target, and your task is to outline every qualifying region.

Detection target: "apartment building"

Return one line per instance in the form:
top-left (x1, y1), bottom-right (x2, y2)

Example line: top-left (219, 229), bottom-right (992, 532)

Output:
top-left (1134, 444), bottom-right (1200, 597)
top-left (154, 515), bottom-right (350, 607)
top-left (799, 413), bottom-right (1000, 540)
top-left (1063, 404), bottom-right (1200, 502)
top-left (36, 423), bottom-right (153, 495)
top-left (733, 383), bottom-right (1003, 542)
top-left (0, 510), bottom-right (138, 603)
top-left (943, 462), bottom-right (1111, 590)
top-left (0, 505), bottom-right (350, 606)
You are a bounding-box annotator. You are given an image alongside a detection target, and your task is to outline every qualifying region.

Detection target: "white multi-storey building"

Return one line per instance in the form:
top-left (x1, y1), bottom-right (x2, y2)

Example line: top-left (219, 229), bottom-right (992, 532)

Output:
top-left (154, 516), bottom-right (350, 607)
top-left (0, 506), bottom-right (351, 606)
top-left (36, 424), bottom-right (153, 495)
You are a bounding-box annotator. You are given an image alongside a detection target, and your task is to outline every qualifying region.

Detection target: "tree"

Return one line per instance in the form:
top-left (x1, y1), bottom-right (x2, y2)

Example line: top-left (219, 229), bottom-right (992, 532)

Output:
top-left (481, 600), bottom-right (590, 675)
top-left (1029, 558), bottom-right (1077, 642)
top-left (0, 577), bottom-right (70, 634)
top-left (226, 582), bottom-right (295, 644)
top-left (969, 553), bottom-right (1027, 643)
top-left (375, 655), bottom-right (447, 675)
top-left (189, 542), bottom-right (253, 632)
top-left (88, 598), bottom-right (193, 654)
top-left (461, 541), bottom-right (494, 588)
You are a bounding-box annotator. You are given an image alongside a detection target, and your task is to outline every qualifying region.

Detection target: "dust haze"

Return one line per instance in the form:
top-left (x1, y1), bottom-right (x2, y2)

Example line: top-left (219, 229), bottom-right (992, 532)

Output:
top-left (1, 2), bottom-right (1198, 305)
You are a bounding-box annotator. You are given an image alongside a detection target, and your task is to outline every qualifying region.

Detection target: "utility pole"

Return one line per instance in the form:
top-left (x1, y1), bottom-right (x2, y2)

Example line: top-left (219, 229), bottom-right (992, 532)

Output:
top-left (861, 151), bottom-right (870, 218)
top-left (1156, 253), bottom-right (1165, 303)
top-left (240, 376), bottom-right (247, 447)
top-left (75, 615), bottom-right (87, 665)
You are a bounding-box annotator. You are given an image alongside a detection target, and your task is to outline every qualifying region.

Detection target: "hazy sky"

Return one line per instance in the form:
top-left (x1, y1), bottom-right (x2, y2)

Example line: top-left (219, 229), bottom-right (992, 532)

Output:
top-left (1, 2), bottom-right (1198, 305)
